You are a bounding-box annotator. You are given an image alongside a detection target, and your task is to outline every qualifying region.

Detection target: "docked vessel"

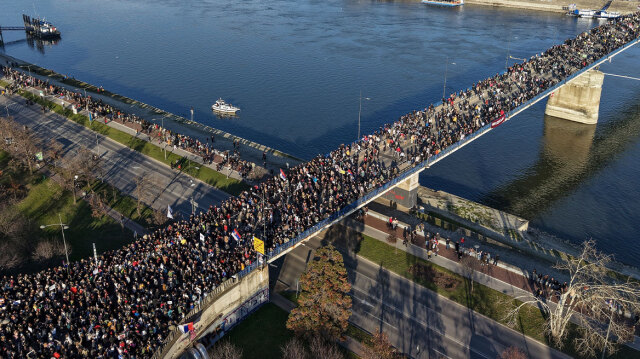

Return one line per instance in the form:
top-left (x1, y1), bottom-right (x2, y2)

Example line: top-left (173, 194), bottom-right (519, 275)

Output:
top-left (421, 0), bottom-right (464, 7)
top-left (211, 99), bottom-right (240, 114)
top-left (23, 14), bottom-right (61, 39)
top-left (595, 10), bottom-right (621, 19)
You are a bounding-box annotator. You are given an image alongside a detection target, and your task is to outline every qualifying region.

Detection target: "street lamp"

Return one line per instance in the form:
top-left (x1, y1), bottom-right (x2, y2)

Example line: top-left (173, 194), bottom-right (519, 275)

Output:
top-left (358, 91), bottom-right (371, 141)
top-left (72, 175), bottom-right (78, 204)
top-left (40, 214), bottom-right (70, 274)
top-left (442, 59), bottom-right (457, 100)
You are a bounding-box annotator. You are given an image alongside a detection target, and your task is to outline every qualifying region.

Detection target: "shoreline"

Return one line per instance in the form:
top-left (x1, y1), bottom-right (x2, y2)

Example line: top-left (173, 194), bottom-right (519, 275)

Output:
top-left (413, 186), bottom-right (640, 281)
top-left (418, 0), bottom-right (640, 15)
top-left (0, 53), bottom-right (304, 169)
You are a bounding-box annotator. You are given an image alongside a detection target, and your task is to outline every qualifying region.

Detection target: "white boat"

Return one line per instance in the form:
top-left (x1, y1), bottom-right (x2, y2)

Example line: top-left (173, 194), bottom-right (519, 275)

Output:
top-left (421, 0), bottom-right (464, 6)
top-left (577, 9), bottom-right (596, 18)
top-left (595, 10), bottom-right (621, 19)
top-left (211, 98), bottom-right (240, 114)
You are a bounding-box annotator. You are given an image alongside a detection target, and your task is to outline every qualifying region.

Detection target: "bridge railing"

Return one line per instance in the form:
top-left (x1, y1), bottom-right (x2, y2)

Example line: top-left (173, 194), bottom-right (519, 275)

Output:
top-left (262, 36), bottom-right (640, 263)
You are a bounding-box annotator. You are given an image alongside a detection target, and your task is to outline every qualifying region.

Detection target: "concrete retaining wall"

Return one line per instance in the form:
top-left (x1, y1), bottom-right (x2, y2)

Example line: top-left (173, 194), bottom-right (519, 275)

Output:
top-left (464, 0), bottom-right (640, 14)
top-left (156, 265), bottom-right (269, 359)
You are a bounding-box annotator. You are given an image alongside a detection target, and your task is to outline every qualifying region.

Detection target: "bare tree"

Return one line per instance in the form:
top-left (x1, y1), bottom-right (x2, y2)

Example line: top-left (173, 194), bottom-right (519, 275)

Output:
top-left (499, 346), bottom-right (528, 359)
top-left (309, 336), bottom-right (343, 359)
top-left (152, 209), bottom-right (168, 227)
top-left (0, 120), bottom-right (41, 174)
top-left (133, 173), bottom-right (156, 217)
top-left (32, 240), bottom-right (65, 261)
top-left (209, 340), bottom-right (242, 359)
top-left (281, 338), bottom-right (308, 359)
top-left (361, 330), bottom-right (397, 359)
top-left (460, 255), bottom-right (482, 294)
top-left (504, 240), bottom-right (640, 357)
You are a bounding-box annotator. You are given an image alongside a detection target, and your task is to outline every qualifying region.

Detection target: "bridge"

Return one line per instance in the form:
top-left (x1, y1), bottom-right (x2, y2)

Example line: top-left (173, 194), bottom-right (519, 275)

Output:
top-left (154, 16), bottom-right (640, 359)
top-left (1, 13), bottom-right (639, 359)
top-left (258, 32), bottom-right (640, 265)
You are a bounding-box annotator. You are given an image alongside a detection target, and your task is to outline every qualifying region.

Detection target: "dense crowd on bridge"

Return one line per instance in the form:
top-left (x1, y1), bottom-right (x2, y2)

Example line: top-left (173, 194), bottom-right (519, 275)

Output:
top-left (1, 12), bottom-right (639, 358)
top-left (0, 67), bottom-right (257, 179)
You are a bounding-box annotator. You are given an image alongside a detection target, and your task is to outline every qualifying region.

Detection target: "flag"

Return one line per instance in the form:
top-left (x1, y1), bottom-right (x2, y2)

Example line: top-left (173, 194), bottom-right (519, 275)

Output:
top-left (89, 112), bottom-right (92, 123)
top-left (279, 168), bottom-right (287, 181)
top-left (231, 229), bottom-right (241, 242)
top-left (167, 205), bottom-right (174, 219)
top-left (491, 114), bottom-right (506, 128)
top-left (178, 322), bottom-right (194, 334)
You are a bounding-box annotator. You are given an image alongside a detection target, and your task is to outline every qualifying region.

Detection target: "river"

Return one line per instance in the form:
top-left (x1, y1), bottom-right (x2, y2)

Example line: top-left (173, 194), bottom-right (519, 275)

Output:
top-left (1, 0), bottom-right (639, 265)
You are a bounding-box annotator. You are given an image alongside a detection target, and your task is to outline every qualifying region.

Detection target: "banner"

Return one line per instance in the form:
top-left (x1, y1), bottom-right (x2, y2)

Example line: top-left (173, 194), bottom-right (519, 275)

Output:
top-left (253, 237), bottom-right (265, 255)
top-left (491, 114), bottom-right (506, 128)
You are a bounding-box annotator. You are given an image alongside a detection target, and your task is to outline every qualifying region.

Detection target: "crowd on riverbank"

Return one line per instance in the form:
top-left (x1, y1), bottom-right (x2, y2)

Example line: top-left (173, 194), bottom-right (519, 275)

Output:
top-left (1, 12), bottom-right (639, 358)
top-left (0, 67), bottom-right (258, 180)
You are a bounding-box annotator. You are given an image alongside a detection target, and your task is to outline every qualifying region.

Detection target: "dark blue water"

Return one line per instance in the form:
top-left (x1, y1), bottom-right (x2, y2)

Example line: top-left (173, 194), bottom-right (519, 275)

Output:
top-left (2, 0), bottom-right (639, 265)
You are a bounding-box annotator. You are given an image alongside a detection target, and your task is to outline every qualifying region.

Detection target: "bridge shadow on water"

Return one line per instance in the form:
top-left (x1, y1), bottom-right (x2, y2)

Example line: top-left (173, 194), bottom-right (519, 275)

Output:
top-left (481, 101), bottom-right (640, 221)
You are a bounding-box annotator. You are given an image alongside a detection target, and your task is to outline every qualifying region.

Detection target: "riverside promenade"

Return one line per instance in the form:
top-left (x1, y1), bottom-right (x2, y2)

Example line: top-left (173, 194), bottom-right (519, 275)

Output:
top-left (0, 87), bottom-right (230, 216)
top-left (0, 53), bottom-right (304, 183)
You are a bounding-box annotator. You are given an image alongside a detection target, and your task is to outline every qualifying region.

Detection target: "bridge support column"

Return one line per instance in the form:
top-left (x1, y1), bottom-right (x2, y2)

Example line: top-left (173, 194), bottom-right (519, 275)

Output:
top-left (545, 69), bottom-right (604, 125)
top-left (381, 171), bottom-right (420, 209)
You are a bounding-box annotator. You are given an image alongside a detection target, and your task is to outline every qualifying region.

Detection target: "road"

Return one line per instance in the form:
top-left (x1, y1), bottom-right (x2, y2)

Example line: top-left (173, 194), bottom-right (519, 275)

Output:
top-left (348, 256), bottom-right (570, 359)
top-left (0, 93), bottom-right (229, 217)
top-left (270, 228), bottom-right (569, 359)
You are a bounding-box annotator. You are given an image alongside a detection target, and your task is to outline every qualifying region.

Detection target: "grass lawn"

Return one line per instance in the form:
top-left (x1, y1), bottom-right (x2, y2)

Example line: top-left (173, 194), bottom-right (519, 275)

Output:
top-left (16, 177), bottom-right (132, 262)
top-left (16, 90), bottom-right (249, 196)
top-left (1, 150), bottom-right (134, 268)
top-left (223, 303), bottom-right (293, 359)
top-left (356, 235), bottom-right (638, 359)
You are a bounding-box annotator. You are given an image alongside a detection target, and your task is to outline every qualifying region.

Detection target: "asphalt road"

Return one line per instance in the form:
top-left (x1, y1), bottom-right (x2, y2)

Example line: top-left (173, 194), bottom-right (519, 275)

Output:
top-left (0, 93), bottom-right (229, 217)
top-left (269, 229), bottom-right (568, 359)
top-left (348, 256), bottom-right (571, 359)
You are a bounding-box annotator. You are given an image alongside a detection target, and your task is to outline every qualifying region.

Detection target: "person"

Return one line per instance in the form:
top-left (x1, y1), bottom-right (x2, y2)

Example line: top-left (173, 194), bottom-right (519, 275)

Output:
top-left (493, 254), bottom-right (499, 266)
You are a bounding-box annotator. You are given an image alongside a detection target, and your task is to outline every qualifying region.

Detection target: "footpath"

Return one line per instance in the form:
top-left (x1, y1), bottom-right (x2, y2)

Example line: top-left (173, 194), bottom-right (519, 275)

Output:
top-left (344, 204), bottom-right (640, 351)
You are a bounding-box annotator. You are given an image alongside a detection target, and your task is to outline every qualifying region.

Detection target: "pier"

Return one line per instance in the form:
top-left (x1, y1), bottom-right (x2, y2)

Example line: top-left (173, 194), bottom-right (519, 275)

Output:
top-left (0, 14), bottom-right (60, 47)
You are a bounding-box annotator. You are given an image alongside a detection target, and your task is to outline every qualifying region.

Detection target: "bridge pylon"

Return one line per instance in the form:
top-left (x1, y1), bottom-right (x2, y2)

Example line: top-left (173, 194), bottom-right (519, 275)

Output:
top-left (545, 69), bottom-right (605, 125)
top-left (381, 170), bottom-right (420, 209)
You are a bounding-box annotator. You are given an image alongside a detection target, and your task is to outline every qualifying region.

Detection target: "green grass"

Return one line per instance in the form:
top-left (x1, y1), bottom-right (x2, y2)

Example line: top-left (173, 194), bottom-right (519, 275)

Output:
top-left (16, 177), bottom-right (132, 262)
top-left (356, 235), bottom-right (640, 359)
top-left (224, 303), bottom-right (293, 359)
top-left (17, 90), bottom-right (249, 196)
top-left (1, 150), bottom-right (138, 267)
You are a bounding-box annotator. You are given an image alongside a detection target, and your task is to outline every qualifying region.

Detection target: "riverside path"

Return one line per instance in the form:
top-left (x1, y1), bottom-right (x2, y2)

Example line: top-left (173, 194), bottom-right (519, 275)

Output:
top-left (0, 13), bottom-right (639, 359)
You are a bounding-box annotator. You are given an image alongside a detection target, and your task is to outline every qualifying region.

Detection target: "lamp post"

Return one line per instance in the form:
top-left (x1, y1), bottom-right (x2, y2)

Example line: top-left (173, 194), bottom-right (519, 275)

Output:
top-left (72, 175), bottom-right (78, 204)
top-left (358, 91), bottom-right (371, 141)
top-left (442, 59), bottom-right (457, 100)
top-left (40, 214), bottom-right (70, 274)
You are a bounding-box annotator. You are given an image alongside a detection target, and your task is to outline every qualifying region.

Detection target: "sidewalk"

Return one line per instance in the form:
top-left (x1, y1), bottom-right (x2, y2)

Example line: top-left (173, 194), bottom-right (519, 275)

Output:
top-left (343, 208), bottom-right (640, 351)
top-left (13, 81), bottom-right (253, 182)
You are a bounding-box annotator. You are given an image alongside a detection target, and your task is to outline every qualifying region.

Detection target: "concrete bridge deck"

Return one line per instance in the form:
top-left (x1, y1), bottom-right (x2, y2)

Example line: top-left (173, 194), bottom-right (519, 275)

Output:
top-left (258, 34), bottom-right (640, 267)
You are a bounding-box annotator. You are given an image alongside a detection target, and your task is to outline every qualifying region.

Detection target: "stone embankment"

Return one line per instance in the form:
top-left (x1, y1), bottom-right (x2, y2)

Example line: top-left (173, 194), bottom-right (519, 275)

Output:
top-left (464, 0), bottom-right (640, 14)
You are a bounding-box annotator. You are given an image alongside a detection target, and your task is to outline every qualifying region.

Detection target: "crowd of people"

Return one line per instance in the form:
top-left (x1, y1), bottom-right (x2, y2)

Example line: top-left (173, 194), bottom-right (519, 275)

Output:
top-left (0, 67), bottom-right (258, 180)
top-left (1, 12), bottom-right (639, 358)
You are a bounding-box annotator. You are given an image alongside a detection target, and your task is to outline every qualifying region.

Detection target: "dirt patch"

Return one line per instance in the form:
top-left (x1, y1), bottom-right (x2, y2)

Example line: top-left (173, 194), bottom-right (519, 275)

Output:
top-left (409, 263), bottom-right (460, 290)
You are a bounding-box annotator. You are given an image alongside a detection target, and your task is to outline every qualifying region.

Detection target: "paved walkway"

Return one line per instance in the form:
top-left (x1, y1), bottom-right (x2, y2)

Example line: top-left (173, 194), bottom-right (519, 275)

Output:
top-left (344, 207), bottom-right (640, 351)
top-left (1, 54), bottom-right (303, 177)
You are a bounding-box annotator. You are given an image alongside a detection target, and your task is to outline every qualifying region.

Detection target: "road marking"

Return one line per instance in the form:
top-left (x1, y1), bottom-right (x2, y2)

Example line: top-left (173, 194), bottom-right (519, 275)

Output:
top-left (352, 275), bottom-right (491, 359)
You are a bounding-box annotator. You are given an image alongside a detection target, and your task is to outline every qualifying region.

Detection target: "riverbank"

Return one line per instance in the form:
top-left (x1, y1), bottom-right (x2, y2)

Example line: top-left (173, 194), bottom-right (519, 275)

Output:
top-left (463, 0), bottom-right (640, 14)
top-left (410, 185), bottom-right (640, 280)
top-left (0, 53), bottom-right (304, 174)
